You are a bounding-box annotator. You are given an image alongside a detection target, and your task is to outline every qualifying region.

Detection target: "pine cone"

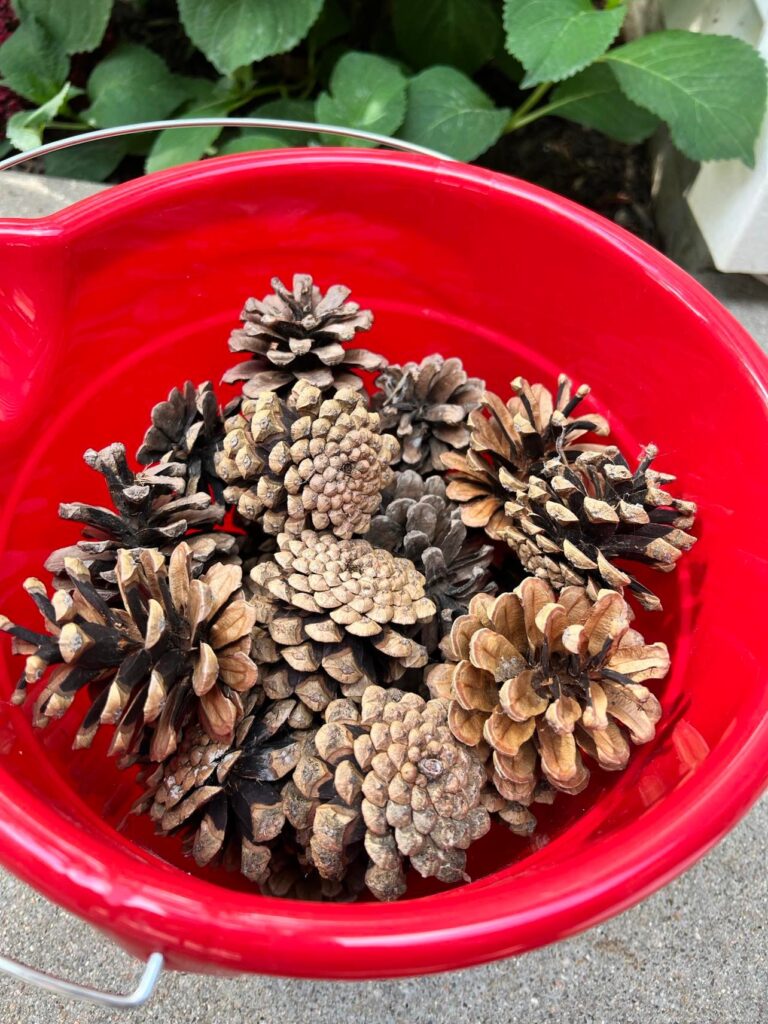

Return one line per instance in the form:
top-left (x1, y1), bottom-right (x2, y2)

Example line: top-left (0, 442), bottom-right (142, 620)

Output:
top-left (260, 833), bottom-right (367, 901)
top-left (223, 274), bottom-right (385, 397)
top-left (504, 445), bottom-right (697, 611)
top-left (367, 471), bottom-right (495, 653)
top-left (45, 443), bottom-right (232, 595)
top-left (249, 530), bottom-right (436, 709)
top-left (373, 355), bottom-right (485, 475)
top-left (428, 581), bottom-right (668, 824)
top-left (137, 381), bottom-right (224, 496)
top-left (215, 380), bottom-right (399, 538)
top-left (0, 543), bottom-right (258, 760)
top-left (286, 687), bottom-right (491, 900)
top-left (135, 694), bottom-right (308, 883)
top-left (443, 376), bottom-right (609, 541)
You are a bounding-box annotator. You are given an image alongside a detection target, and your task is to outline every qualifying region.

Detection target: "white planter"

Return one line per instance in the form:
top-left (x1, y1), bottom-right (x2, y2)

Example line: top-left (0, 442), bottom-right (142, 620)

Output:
top-left (658, 0), bottom-right (768, 275)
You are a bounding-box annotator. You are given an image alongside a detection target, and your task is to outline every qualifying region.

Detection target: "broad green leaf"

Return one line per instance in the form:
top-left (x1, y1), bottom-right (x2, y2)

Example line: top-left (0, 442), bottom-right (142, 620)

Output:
top-left (6, 83), bottom-right (73, 151)
top-left (145, 104), bottom-right (229, 173)
top-left (45, 138), bottom-right (128, 180)
top-left (309, 0), bottom-right (351, 50)
top-left (0, 17), bottom-right (69, 103)
top-left (399, 66), bottom-right (509, 161)
top-left (316, 52), bottom-right (406, 146)
top-left (503, 0), bottom-right (626, 87)
top-left (84, 44), bottom-right (192, 128)
top-left (549, 64), bottom-right (659, 144)
top-left (14, 0), bottom-right (113, 54)
top-left (247, 98), bottom-right (318, 145)
top-left (177, 0), bottom-right (324, 74)
top-left (604, 31), bottom-right (767, 167)
top-left (218, 131), bottom-right (289, 154)
top-left (393, 0), bottom-right (501, 74)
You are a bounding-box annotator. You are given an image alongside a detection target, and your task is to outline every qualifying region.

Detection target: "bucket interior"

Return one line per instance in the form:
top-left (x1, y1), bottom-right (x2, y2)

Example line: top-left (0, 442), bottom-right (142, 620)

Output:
top-left (0, 152), bottom-right (765, 907)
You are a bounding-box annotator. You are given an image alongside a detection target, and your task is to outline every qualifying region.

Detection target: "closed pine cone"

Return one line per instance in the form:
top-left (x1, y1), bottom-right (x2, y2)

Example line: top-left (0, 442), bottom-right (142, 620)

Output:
top-left (504, 445), bottom-right (697, 611)
top-left (249, 531), bottom-right (436, 707)
top-left (286, 687), bottom-right (491, 900)
top-left (215, 380), bottom-right (399, 538)
top-left (135, 694), bottom-right (309, 883)
top-left (428, 580), bottom-right (668, 825)
top-left (443, 376), bottom-right (609, 541)
top-left (373, 355), bottom-right (485, 474)
top-left (45, 442), bottom-right (234, 596)
top-left (137, 380), bottom-right (224, 497)
top-left (0, 543), bottom-right (258, 761)
top-left (367, 470), bottom-right (495, 653)
top-left (223, 274), bottom-right (385, 397)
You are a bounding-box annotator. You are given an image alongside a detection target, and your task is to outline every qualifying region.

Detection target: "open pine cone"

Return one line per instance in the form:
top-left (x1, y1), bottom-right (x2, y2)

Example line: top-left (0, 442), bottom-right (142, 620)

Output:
top-left (0, 543), bottom-right (258, 761)
top-left (249, 530), bottom-right (436, 709)
top-left (135, 693), bottom-right (309, 883)
top-left (285, 687), bottom-right (491, 901)
top-left (137, 380), bottom-right (224, 497)
top-left (373, 355), bottom-right (485, 475)
top-left (428, 580), bottom-right (668, 828)
top-left (45, 443), bottom-right (234, 596)
top-left (215, 380), bottom-right (399, 538)
top-left (223, 274), bottom-right (385, 397)
top-left (443, 376), bottom-right (609, 541)
top-left (367, 471), bottom-right (495, 653)
top-left (504, 445), bottom-right (697, 611)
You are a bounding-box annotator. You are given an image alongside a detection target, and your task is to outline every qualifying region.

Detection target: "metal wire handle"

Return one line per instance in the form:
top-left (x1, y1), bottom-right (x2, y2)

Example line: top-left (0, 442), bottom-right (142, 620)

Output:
top-left (0, 950), bottom-right (164, 1009)
top-left (0, 117), bottom-right (453, 172)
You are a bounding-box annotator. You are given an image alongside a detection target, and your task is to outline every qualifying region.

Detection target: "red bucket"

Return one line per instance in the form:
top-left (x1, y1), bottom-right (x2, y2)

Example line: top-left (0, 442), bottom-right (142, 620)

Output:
top-left (0, 149), bottom-right (766, 982)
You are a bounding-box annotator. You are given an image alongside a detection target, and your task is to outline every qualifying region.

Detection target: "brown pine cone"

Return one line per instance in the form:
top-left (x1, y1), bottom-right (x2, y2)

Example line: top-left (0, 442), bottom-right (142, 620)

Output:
top-left (367, 471), bottom-right (496, 653)
top-left (134, 694), bottom-right (309, 883)
top-left (428, 580), bottom-right (668, 826)
top-left (0, 543), bottom-right (258, 761)
top-left (373, 355), bottom-right (485, 474)
top-left (137, 380), bottom-right (224, 497)
top-left (45, 443), bottom-right (233, 596)
top-left (223, 274), bottom-right (385, 397)
top-left (249, 531), bottom-right (436, 709)
top-left (504, 445), bottom-right (697, 611)
top-left (286, 687), bottom-right (491, 900)
top-left (215, 380), bottom-right (399, 538)
top-left (443, 375), bottom-right (609, 541)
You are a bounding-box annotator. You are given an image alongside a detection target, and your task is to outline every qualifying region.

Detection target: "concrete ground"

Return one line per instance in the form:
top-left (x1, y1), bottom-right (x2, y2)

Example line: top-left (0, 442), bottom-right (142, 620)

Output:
top-left (0, 172), bottom-right (765, 1024)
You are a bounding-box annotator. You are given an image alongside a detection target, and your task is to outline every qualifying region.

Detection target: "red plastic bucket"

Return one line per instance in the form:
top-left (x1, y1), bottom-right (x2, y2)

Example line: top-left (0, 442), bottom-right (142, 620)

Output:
top-left (0, 149), bottom-right (766, 980)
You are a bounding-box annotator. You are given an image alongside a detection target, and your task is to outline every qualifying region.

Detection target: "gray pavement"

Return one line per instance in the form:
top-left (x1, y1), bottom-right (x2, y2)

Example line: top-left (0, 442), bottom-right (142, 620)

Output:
top-left (0, 172), bottom-right (765, 1024)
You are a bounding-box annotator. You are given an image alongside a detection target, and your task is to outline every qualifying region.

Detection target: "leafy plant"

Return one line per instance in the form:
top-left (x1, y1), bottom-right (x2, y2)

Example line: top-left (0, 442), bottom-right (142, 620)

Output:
top-left (0, 0), bottom-right (765, 181)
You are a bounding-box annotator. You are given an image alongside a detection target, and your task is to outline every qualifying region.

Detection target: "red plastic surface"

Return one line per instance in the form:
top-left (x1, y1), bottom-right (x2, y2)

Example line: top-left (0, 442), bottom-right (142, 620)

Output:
top-left (0, 150), bottom-right (766, 979)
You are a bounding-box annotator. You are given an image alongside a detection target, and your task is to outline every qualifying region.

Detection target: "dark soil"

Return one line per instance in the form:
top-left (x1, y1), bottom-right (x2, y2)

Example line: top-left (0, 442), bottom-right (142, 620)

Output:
top-left (479, 118), bottom-right (658, 247)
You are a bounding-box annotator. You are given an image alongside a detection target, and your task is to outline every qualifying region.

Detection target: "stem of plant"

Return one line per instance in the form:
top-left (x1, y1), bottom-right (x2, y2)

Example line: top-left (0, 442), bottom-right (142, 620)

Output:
top-left (506, 81), bottom-right (553, 132)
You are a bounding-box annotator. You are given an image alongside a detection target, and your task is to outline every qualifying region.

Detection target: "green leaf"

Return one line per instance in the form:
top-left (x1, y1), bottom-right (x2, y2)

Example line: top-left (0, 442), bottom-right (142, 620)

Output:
top-left (45, 138), bottom-right (128, 180)
top-left (503, 0), bottom-right (625, 87)
top-left (177, 0), bottom-right (324, 75)
top-left (549, 64), bottom-right (659, 144)
top-left (84, 43), bottom-right (193, 128)
top-left (248, 97), bottom-right (317, 145)
top-left (218, 131), bottom-right (289, 154)
top-left (393, 0), bottom-right (501, 74)
top-left (316, 52), bottom-right (406, 146)
top-left (603, 31), bottom-right (767, 167)
top-left (0, 17), bottom-right (69, 103)
top-left (399, 66), bottom-right (509, 161)
top-left (14, 0), bottom-right (113, 54)
top-left (145, 105), bottom-right (229, 173)
top-left (6, 83), bottom-right (73, 151)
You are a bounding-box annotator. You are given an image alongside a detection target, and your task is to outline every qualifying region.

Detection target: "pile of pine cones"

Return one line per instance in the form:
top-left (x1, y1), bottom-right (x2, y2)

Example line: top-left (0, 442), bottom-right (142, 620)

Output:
top-left (0, 273), bottom-right (697, 902)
